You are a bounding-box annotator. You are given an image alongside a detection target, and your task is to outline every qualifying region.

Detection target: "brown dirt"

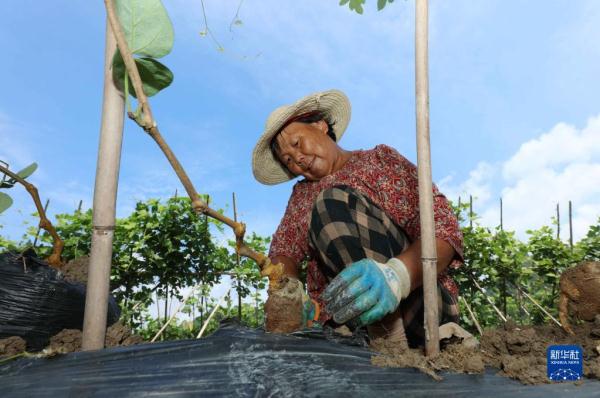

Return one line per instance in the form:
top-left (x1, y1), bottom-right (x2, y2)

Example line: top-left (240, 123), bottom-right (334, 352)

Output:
top-left (264, 277), bottom-right (304, 333)
top-left (0, 336), bottom-right (27, 358)
top-left (47, 322), bottom-right (144, 354)
top-left (0, 322), bottom-right (143, 359)
top-left (559, 261), bottom-right (600, 333)
top-left (371, 334), bottom-right (484, 382)
top-left (371, 318), bottom-right (600, 385)
top-left (56, 256), bottom-right (89, 284)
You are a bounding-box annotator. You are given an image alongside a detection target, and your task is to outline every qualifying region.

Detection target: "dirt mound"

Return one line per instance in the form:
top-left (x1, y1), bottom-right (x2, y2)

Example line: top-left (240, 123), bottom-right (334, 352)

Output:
top-left (0, 336), bottom-right (27, 358)
top-left (47, 322), bottom-right (143, 354)
top-left (371, 335), bottom-right (484, 381)
top-left (1, 322), bottom-right (143, 359)
top-left (56, 256), bottom-right (89, 284)
top-left (481, 319), bottom-right (600, 384)
top-left (371, 319), bottom-right (600, 385)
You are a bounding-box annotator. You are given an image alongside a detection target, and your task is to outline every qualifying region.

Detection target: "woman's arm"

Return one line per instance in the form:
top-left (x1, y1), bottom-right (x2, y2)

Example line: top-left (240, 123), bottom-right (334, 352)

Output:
top-left (396, 238), bottom-right (455, 292)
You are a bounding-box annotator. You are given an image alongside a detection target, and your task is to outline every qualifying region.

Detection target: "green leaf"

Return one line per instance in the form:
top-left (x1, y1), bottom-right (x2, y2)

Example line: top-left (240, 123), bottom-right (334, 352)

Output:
top-left (112, 52), bottom-right (174, 97)
top-left (0, 192), bottom-right (13, 213)
top-left (16, 162), bottom-right (37, 180)
top-left (114, 0), bottom-right (174, 58)
top-left (377, 0), bottom-right (387, 11)
top-left (339, 0), bottom-right (350, 5)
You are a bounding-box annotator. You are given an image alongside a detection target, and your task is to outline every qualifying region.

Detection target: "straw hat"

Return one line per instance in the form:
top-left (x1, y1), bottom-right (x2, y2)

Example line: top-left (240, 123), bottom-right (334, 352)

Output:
top-left (252, 89), bottom-right (351, 185)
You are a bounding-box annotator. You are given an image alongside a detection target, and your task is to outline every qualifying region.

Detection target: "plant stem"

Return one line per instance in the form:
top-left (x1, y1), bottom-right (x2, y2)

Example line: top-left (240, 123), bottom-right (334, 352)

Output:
top-left (0, 165), bottom-right (63, 267)
top-left (103, 0), bottom-right (284, 287)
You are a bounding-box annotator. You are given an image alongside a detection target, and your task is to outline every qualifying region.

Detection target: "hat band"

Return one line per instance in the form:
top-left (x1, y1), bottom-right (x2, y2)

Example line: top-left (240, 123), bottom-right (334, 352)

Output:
top-left (278, 110), bottom-right (323, 135)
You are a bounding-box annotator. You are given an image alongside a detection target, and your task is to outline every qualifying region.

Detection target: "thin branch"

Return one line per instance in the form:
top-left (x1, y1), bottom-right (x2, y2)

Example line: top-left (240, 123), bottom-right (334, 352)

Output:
top-left (459, 295), bottom-right (483, 335)
top-left (103, 0), bottom-right (284, 287)
top-left (468, 274), bottom-right (508, 323)
top-left (229, 0), bottom-right (245, 32)
top-left (517, 287), bottom-right (562, 328)
top-left (0, 164), bottom-right (63, 267)
top-left (200, 0), bottom-right (224, 51)
top-left (196, 288), bottom-right (231, 338)
top-left (151, 285), bottom-right (198, 342)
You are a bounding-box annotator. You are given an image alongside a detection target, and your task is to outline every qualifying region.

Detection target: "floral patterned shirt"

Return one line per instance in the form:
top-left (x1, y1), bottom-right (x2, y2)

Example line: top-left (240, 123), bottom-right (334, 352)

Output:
top-left (268, 144), bottom-right (463, 323)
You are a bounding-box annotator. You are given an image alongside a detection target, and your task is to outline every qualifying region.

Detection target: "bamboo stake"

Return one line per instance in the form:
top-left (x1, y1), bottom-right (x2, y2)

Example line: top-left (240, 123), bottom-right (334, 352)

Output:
top-left (415, 0), bottom-right (439, 356)
top-left (151, 286), bottom-right (198, 342)
top-left (81, 18), bottom-right (125, 351)
top-left (468, 275), bottom-right (508, 322)
top-left (0, 166), bottom-right (63, 266)
top-left (556, 203), bottom-right (560, 240)
top-left (459, 296), bottom-right (483, 335)
top-left (196, 288), bottom-right (231, 339)
top-left (500, 197), bottom-right (503, 231)
top-left (469, 195), bottom-right (473, 228)
top-left (569, 200), bottom-right (573, 249)
top-left (517, 287), bottom-right (562, 327)
top-left (233, 192), bottom-right (242, 322)
top-left (103, 0), bottom-right (283, 288)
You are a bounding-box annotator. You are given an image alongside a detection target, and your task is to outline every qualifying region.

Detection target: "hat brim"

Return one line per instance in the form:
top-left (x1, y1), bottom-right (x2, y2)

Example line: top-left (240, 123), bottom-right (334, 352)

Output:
top-left (252, 89), bottom-right (351, 185)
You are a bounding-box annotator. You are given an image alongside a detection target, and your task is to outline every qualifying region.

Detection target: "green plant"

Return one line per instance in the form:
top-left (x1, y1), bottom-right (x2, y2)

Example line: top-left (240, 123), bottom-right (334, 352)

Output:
top-left (0, 161), bottom-right (37, 214)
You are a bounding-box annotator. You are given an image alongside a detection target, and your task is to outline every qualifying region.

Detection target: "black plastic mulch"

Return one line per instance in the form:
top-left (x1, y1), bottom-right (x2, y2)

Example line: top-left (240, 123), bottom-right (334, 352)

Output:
top-left (1, 323), bottom-right (598, 397)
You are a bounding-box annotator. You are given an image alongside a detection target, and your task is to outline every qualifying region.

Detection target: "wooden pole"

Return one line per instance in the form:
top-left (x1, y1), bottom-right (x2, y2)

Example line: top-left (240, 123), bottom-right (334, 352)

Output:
top-left (233, 192), bottom-right (242, 322)
top-left (469, 195), bottom-right (473, 228)
top-left (81, 19), bottom-right (125, 351)
top-left (415, 0), bottom-right (439, 356)
top-left (500, 197), bottom-right (503, 231)
top-left (556, 203), bottom-right (560, 240)
top-left (568, 200), bottom-right (573, 249)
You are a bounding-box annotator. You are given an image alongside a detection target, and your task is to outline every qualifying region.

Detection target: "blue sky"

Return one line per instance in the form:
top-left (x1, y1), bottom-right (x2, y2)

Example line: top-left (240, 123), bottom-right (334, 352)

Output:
top-left (1, 0), bottom-right (599, 249)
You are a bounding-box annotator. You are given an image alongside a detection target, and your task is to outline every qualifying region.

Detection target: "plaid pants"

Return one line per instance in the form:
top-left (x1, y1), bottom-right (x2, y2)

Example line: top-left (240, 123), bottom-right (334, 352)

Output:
top-left (309, 185), bottom-right (459, 346)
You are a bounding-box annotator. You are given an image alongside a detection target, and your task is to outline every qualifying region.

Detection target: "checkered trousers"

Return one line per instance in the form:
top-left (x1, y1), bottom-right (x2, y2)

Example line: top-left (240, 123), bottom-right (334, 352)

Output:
top-left (308, 185), bottom-right (459, 346)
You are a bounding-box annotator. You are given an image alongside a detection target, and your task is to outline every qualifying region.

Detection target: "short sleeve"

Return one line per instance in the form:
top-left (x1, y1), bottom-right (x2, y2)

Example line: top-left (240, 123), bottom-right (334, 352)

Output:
top-left (374, 144), bottom-right (464, 267)
top-left (268, 184), bottom-right (311, 265)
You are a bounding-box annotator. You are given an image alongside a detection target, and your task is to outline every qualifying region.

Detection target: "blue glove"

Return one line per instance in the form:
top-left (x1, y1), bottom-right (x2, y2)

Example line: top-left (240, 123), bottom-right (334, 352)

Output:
top-left (320, 258), bottom-right (411, 327)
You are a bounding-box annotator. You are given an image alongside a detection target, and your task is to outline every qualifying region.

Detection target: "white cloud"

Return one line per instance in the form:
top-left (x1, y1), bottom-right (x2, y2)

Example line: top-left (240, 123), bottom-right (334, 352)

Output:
top-left (438, 161), bottom-right (496, 206)
top-left (440, 114), bottom-right (600, 242)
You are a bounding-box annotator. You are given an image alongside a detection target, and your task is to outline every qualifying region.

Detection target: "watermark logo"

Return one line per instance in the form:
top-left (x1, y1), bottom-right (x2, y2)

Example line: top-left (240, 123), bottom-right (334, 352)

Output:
top-left (547, 345), bottom-right (583, 381)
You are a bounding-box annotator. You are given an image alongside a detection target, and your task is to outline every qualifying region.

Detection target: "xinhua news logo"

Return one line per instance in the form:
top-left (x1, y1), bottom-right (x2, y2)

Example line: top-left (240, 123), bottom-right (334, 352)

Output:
top-left (547, 345), bottom-right (583, 382)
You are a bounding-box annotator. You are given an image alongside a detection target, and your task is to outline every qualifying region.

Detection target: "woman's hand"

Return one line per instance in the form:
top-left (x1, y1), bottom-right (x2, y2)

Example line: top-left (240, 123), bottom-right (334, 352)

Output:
top-left (320, 258), bottom-right (411, 327)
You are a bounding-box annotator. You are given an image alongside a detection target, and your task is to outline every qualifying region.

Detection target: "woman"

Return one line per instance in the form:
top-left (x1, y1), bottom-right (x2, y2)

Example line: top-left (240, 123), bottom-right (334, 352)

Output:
top-left (252, 90), bottom-right (463, 345)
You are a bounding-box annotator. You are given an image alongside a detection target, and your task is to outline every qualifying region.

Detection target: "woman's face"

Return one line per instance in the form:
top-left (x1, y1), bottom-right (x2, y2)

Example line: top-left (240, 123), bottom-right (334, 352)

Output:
top-left (274, 120), bottom-right (343, 181)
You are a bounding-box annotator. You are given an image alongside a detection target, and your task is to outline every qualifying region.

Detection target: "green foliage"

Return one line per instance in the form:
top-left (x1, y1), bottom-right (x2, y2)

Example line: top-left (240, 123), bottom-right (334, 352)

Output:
top-left (339, 0), bottom-right (394, 14)
top-left (574, 217), bottom-right (600, 262)
top-left (112, 52), bottom-right (174, 98)
top-left (451, 201), bottom-right (593, 335)
top-left (0, 193), bottom-right (13, 214)
top-left (112, 0), bottom-right (174, 99)
top-left (114, 0), bottom-right (174, 58)
top-left (0, 161), bottom-right (38, 214)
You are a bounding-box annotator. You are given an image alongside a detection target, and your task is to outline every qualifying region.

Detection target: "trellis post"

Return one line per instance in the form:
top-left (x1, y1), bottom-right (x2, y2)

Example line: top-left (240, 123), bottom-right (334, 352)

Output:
top-left (415, 0), bottom-right (439, 356)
